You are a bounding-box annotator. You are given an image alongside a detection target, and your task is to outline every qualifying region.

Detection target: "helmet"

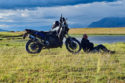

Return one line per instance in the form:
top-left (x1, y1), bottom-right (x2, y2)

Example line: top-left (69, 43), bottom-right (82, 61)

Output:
top-left (52, 21), bottom-right (60, 29)
top-left (55, 21), bottom-right (59, 26)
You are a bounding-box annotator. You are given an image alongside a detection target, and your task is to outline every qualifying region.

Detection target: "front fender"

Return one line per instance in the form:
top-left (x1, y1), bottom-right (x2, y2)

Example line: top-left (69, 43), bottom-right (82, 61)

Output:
top-left (65, 37), bottom-right (76, 44)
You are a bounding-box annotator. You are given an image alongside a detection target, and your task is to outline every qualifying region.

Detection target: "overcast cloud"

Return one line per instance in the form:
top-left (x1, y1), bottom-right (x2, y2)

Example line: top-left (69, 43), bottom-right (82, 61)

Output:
top-left (0, 0), bottom-right (124, 31)
top-left (0, 0), bottom-right (116, 9)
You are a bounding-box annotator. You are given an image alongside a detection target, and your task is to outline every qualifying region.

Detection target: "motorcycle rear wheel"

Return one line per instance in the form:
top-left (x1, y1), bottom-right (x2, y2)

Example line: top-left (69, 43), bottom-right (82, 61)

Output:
top-left (26, 40), bottom-right (42, 54)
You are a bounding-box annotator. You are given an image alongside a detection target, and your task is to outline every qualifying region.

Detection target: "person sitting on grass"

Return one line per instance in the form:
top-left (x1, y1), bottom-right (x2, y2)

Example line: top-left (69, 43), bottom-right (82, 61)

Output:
top-left (81, 34), bottom-right (115, 54)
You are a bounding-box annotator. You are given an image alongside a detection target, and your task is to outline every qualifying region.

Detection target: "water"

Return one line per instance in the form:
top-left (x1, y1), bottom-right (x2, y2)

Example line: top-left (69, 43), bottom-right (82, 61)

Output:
top-left (16, 35), bottom-right (125, 44)
top-left (76, 35), bottom-right (125, 44)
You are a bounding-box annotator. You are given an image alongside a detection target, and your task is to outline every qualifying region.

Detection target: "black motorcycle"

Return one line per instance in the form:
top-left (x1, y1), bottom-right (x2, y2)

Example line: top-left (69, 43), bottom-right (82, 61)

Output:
top-left (23, 16), bottom-right (81, 54)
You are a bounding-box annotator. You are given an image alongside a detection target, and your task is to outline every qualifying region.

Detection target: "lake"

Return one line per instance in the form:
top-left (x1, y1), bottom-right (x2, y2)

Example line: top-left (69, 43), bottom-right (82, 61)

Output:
top-left (76, 35), bottom-right (125, 44)
top-left (16, 35), bottom-right (125, 44)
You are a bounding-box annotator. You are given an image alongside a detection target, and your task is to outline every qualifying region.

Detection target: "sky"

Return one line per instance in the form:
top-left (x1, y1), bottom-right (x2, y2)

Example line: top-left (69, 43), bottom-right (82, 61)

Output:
top-left (0, 0), bottom-right (125, 31)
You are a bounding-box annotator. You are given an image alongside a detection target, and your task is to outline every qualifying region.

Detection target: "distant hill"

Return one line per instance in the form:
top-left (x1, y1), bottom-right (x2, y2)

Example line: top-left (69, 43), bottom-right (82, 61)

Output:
top-left (0, 29), bottom-right (7, 32)
top-left (88, 17), bottom-right (125, 28)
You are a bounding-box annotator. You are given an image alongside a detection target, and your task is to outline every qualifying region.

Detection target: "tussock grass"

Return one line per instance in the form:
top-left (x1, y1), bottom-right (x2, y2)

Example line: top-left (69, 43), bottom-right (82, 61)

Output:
top-left (0, 31), bottom-right (125, 83)
top-left (0, 38), bottom-right (125, 83)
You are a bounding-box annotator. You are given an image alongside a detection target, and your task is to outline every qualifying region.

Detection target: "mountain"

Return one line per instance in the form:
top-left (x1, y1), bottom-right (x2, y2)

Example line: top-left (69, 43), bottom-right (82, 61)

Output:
top-left (0, 29), bottom-right (7, 32)
top-left (88, 17), bottom-right (125, 28)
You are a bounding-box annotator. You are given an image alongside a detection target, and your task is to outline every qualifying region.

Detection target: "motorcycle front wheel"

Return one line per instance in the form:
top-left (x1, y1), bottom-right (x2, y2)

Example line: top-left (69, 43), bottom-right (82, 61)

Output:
top-left (65, 37), bottom-right (81, 54)
top-left (26, 40), bottom-right (42, 54)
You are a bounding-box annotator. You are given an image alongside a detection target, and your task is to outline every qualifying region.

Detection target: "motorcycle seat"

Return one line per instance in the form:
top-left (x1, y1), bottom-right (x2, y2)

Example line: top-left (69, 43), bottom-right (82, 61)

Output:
top-left (39, 31), bottom-right (50, 34)
top-left (39, 31), bottom-right (57, 36)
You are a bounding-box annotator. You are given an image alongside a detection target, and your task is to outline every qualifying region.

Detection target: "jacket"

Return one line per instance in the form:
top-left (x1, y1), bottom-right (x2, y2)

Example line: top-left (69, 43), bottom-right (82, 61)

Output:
top-left (81, 38), bottom-right (94, 52)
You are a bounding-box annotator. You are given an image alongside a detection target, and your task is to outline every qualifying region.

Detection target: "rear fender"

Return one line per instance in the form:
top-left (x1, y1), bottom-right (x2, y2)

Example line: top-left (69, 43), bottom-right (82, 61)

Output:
top-left (23, 32), bottom-right (28, 39)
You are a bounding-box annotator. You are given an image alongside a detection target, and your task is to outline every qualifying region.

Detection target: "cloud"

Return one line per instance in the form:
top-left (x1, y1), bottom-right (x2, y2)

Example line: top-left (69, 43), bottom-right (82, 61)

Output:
top-left (0, 0), bottom-right (124, 31)
top-left (0, 0), bottom-right (117, 9)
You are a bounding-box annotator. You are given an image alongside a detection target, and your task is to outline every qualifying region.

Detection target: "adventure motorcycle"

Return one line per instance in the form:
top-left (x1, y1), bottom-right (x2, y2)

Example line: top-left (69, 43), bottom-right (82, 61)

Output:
top-left (23, 15), bottom-right (81, 54)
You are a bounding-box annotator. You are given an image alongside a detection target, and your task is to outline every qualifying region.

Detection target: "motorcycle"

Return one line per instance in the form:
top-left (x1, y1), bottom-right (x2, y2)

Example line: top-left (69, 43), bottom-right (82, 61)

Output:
top-left (23, 15), bottom-right (81, 54)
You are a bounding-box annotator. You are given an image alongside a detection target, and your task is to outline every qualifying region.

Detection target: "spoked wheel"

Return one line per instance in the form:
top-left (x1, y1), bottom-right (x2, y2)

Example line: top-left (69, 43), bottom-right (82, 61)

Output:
top-left (26, 40), bottom-right (42, 54)
top-left (65, 37), bottom-right (81, 54)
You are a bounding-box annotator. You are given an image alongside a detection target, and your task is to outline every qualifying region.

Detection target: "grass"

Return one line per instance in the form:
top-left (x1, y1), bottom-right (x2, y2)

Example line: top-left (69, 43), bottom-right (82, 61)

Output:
top-left (0, 32), bottom-right (24, 37)
top-left (0, 31), bottom-right (24, 41)
top-left (0, 31), bottom-right (125, 83)
top-left (69, 27), bottom-right (125, 35)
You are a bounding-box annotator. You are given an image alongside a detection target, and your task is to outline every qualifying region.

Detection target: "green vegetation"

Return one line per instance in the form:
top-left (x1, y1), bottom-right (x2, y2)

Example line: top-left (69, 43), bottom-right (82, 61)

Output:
top-left (0, 31), bottom-right (125, 83)
top-left (69, 27), bottom-right (125, 35)
top-left (0, 32), bottom-right (24, 41)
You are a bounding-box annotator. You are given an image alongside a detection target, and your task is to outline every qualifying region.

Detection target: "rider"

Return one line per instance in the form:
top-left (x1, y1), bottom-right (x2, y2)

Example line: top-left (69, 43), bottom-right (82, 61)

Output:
top-left (81, 34), bottom-right (115, 54)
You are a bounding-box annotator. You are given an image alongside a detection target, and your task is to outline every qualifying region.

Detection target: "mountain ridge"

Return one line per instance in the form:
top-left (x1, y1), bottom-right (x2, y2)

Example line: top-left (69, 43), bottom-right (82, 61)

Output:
top-left (88, 17), bottom-right (125, 28)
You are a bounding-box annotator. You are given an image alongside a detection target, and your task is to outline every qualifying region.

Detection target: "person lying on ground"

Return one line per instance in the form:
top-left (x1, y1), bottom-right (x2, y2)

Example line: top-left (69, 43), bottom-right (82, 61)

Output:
top-left (81, 34), bottom-right (115, 54)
